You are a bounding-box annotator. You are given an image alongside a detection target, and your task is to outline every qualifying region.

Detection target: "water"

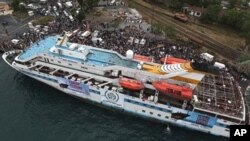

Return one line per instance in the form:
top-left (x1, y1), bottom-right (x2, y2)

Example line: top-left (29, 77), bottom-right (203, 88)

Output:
top-left (0, 58), bottom-right (228, 141)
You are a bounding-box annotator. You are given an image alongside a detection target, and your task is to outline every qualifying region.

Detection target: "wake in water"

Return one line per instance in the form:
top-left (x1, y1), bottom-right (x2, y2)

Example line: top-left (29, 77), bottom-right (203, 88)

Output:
top-left (163, 125), bottom-right (172, 135)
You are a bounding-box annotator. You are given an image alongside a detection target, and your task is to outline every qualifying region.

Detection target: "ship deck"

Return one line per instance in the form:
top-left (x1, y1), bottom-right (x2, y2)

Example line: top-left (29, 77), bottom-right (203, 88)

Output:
top-left (193, 72), bottom-right (244, 121)
top-left (18, 36), bottom-right (58, 60)
top-left (18, 35), bottom-right (139, 69)
top-left (85, 49), bottom-right (138, 68)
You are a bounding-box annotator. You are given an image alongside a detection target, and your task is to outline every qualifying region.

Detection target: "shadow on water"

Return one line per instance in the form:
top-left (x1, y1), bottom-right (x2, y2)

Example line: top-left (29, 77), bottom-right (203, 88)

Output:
top-left (0, 59), bottom-right (229, 141)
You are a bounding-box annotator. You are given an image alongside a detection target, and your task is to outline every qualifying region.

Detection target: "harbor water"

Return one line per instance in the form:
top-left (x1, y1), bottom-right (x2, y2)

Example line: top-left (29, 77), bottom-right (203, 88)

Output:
top-left (0, 58), bottom-right (228, 141)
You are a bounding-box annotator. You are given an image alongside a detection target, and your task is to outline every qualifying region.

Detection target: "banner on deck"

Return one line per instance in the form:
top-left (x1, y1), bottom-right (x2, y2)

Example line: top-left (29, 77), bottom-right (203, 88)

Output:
top-left (57, 77), bottom-right (89, 94)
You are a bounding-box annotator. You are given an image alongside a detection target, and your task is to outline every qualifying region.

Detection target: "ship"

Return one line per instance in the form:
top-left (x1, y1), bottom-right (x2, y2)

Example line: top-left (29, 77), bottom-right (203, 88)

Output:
top-left (2, 35), bottom-right (247, 138)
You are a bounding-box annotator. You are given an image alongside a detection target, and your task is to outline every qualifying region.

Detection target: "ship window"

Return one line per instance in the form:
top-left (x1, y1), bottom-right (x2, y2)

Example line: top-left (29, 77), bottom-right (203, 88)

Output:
top-left (157, 114), bottom-right (161, 117)
top-left (150, 112), bottom-right (153, 115)
top-left (216, 115), bottom-right (241, 123)
top-left (142, 110), bottom-right (145, 113)
top-left (126, 99), bottom-right (130, 102)
top-left (69, 63), bottom-right (72, 66)
top-left (50, 59), bottom-right (54, 62)
top-left (58, 61), bottom-right (61, 63)
top-left (193, 109), bottom-right (216, 117)
top-left (165, 116), bottom-right (169, 119)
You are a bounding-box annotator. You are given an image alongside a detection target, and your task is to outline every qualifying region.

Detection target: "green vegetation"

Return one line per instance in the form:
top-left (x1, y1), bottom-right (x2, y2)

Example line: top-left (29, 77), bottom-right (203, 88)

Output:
top-left (200, 5), bottom-right (221, 24)
top-left (33, 16), bottom-right (54, 25)
top-left (153, 22), bottom-right (176, 38)
top-left (238, 53), bottom-right (250, 62)
top-left (76, 0), bottom-right (100, 22)
top-left (111, 18), bottom-right (122, 28)
top-left (77, 0), bottom-right (100, 10)
top-left (11, 0), bottom-right (28, 11)
top-left (76, 9), bottom-right (86, 22)
top-left (237, 60), bottom-right (250, 76)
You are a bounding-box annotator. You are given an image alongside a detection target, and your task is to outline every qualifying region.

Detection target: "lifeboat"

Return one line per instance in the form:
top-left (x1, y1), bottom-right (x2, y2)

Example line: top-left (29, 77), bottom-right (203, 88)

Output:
top-left (152, 80), bottom-right (193, 100)
top-left (134, 54), bottom-right (153, 62)
top-left (160, 56), bottom-right (189, 64)
top-left (119, 77), bottom-right (144, 91)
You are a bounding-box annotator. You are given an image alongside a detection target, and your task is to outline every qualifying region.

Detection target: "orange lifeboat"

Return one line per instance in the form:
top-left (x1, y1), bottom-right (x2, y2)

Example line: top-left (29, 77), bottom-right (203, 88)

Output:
top-left (160, 56), bottom-right (189, 64)
top-left (119, 77), bottom-right (144, 91)
top-left (134, 54), bottom-right (153, 62)
top-left (152, 80), bottom-right (193, 100)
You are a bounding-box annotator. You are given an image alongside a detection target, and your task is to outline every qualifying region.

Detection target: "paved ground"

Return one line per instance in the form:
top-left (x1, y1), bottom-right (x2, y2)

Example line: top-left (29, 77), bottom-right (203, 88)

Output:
top-left (0, 15), bottom-right (34, 39)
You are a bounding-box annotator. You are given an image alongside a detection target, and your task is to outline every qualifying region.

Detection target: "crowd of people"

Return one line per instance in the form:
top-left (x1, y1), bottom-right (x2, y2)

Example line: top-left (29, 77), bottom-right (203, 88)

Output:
top-left (68, 26), bottom-right (201, 64)
top-left (0, 0), bottom-right (248, 86)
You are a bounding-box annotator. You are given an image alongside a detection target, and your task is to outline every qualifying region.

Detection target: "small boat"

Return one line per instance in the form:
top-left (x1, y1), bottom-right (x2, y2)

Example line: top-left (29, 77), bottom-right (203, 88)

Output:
top-left (160, 56), bottom-right (189, 64)
top-left (152, 80), bottom-right (193, 100)
top-left (119, 77), bottom-right (144, 91)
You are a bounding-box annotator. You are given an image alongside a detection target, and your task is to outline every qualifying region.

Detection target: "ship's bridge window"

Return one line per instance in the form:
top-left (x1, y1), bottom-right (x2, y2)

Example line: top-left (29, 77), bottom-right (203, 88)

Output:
top-left (150, 112), bottom-right (153, 115)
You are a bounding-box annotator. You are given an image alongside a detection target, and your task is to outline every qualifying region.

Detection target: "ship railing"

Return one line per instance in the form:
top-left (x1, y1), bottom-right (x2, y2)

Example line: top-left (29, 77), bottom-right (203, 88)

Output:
top-left (98, 81), bottom-right (112, 87)
top-left (81, 77), bottom-right (94, 83)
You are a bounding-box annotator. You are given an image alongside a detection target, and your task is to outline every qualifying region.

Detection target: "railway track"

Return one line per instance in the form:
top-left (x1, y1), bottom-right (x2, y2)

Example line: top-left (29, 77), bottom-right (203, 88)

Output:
top-left (129, 0), bottom-right (239, 60)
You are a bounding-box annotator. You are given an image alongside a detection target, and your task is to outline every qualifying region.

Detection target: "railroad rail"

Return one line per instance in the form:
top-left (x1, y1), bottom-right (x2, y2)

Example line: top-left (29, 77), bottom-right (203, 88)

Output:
top-left (129, 0), bottom-right (239, 60)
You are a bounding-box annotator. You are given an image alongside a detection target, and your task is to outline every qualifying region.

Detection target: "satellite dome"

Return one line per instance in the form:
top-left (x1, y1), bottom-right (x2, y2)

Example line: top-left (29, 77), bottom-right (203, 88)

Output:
top-left (126, 50), bottom-right (134, 59)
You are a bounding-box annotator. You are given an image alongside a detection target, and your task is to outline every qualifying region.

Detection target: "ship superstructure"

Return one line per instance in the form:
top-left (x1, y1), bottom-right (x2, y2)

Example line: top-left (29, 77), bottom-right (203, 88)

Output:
top-left (2, 35), bottom-right (246, 138)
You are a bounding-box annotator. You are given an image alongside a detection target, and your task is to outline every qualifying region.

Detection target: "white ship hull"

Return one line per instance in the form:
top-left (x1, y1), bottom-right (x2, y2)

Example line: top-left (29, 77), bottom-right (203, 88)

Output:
top-left (2, 51), bottom-right (230, 138)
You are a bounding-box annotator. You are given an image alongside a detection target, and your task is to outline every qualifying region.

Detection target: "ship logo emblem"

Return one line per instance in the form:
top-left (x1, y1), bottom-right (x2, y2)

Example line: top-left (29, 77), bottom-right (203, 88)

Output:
top-left (105, 91), bottom-right (119, 102)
